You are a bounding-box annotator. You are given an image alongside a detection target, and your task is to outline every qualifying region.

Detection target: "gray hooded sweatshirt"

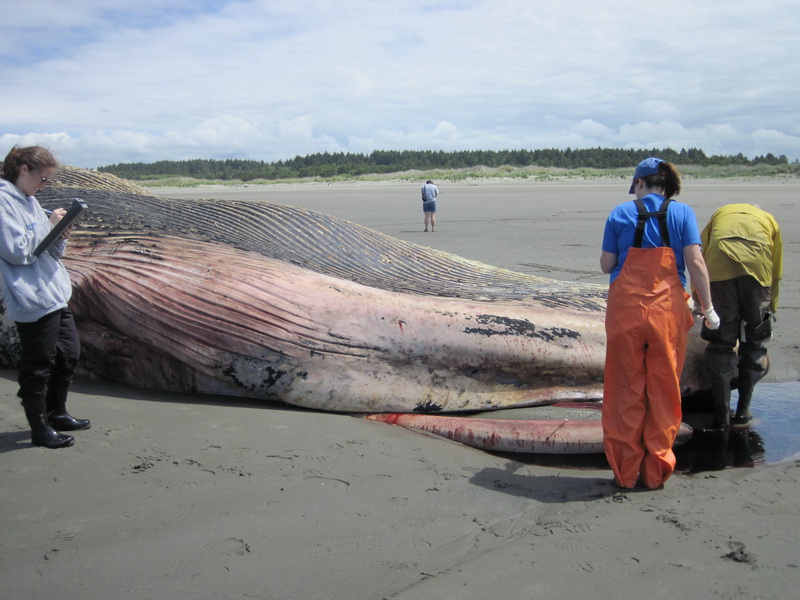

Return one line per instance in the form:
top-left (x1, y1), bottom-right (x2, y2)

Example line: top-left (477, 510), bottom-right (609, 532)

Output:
top-left (0, 179), bottom-right (71, 323)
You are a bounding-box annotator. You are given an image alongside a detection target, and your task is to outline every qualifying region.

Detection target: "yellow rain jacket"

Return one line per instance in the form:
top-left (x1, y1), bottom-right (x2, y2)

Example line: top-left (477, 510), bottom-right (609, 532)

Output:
top-left (700, 203), bottom-right (783, 313)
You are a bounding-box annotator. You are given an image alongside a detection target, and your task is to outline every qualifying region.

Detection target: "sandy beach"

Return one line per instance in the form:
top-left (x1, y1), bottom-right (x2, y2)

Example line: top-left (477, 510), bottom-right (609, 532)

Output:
top-left (1, 178), bottom-right (798, 599)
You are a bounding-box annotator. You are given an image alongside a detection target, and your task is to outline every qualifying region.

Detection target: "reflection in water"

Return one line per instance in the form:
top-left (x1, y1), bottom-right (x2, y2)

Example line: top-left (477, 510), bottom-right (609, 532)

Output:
top-left (675, 428), bottom-right (765, 473)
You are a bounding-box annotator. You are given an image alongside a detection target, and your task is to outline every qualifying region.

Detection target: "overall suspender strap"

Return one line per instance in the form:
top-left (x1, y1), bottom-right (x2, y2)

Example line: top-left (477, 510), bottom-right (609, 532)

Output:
top-left (632, 198), bottom-right (673, 248)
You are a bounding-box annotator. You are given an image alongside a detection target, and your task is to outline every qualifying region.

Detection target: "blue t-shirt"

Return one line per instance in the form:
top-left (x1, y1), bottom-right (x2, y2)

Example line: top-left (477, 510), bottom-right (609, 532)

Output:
top-left (601, 194), bottom-right (701, 287)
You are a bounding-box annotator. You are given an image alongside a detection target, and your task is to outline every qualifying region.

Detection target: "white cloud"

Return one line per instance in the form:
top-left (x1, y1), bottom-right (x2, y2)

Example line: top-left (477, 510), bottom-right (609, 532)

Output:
top-left (2, 0), bottom-right (799, 167)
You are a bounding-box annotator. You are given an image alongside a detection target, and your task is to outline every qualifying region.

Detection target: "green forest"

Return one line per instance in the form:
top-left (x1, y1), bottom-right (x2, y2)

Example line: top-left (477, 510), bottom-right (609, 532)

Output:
top-left (98, 147), bottom-right (793, 182)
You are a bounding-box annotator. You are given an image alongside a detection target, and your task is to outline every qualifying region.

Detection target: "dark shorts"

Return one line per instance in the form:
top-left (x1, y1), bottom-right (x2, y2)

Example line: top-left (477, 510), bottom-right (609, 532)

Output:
top-left (422, 200), bottom-right (437, 213)
top-left (701, 275), bottom-right (772, 373)
top-left (701, 276), bottom-right (772, 346)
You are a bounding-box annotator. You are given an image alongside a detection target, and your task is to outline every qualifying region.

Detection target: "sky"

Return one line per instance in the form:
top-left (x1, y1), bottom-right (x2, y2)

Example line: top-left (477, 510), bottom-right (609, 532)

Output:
top-left (2, 0), bottom-right (799, 168)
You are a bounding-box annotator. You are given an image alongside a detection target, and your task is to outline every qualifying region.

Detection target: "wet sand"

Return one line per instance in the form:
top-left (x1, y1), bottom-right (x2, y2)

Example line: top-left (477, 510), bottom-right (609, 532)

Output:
top-left (1, 178), bottom-right (798, 599)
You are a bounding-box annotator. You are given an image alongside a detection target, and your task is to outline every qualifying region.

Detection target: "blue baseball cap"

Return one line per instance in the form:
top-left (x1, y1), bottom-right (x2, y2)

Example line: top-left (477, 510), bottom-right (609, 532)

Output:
top-left (629, 157), bottom-right (663, 194)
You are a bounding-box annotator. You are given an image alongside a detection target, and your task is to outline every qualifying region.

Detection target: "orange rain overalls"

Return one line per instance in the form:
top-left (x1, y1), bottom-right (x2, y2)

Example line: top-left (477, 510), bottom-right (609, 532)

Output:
top-left (602, 199), bottom-right (694, 489)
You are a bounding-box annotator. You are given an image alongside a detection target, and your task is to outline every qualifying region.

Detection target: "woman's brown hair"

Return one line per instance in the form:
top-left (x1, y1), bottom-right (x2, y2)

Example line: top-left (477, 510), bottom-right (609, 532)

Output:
top-left (1, 146), bottom-right (58, 184)
top-left (642, 161), bottom-right (681, 199)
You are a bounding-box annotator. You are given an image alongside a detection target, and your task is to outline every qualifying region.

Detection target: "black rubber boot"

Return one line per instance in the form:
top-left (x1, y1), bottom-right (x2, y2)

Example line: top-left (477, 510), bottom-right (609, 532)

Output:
top-left (710, 382), bottom-right (731, 429)
top-left (732, 369), bottom-right (757, 429)
top-left (46, 386), bottom-right (91, 431)
top-left (705, 348), bottom-right (736, 429)
top-left (22, 398), bottom-right (75, 449)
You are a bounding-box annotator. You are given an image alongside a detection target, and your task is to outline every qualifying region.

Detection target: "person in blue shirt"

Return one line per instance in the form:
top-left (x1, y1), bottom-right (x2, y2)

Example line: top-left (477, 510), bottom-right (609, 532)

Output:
top-left (420, 180), bottom-right (439, 232)
top-left (600, 157), bottom-right (719, 489)
top-left (0, 146), bottom-right (90, 449)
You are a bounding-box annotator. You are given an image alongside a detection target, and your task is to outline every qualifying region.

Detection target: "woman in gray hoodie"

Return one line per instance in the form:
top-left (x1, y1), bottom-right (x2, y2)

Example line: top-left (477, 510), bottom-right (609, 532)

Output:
top-left (0, 146), bottom-right (90, 448)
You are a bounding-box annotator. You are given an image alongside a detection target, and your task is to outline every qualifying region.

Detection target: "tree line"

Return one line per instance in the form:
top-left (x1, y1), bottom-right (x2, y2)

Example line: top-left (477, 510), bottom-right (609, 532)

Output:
top-left (98, 147), bottom-right (791, 181)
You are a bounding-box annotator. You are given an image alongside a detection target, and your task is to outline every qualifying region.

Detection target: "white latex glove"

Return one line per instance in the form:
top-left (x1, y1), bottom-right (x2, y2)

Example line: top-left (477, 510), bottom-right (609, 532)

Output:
top-left (703, 306), bottom-right (721, 330)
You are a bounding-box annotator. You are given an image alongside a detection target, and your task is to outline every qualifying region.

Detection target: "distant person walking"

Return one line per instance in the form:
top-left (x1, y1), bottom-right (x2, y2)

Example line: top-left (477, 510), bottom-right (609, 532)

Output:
top-left (421, 180), bottom-right (439, 232)
top-left (600, 157), bottom-right (719, 490)
top-left (700, 203), bottom-right (783, 429)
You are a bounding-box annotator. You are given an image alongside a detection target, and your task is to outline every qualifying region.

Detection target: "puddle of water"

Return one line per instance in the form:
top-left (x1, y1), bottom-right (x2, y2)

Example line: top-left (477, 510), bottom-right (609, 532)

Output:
top-left (676, 381), bottom-right (800, 473)
top-left (744, 381), bottom-right (800, 463)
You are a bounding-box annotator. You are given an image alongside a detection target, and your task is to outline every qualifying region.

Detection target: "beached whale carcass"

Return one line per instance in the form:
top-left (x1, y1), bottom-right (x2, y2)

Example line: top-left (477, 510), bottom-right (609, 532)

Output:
top-left (1, 168), bottom-right (710, 413)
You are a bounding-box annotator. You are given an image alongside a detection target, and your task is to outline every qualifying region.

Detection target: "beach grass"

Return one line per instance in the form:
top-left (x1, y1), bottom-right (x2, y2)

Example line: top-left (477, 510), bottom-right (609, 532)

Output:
top-left (137, 162), bottom-right (800, 188)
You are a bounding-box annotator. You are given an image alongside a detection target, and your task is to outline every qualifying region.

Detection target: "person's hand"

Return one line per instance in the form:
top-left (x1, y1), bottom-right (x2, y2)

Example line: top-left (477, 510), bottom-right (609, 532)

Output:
top-left (703, 306), bottom-right (721, 330)
top-left (48, 208), bottom-right (66, 225)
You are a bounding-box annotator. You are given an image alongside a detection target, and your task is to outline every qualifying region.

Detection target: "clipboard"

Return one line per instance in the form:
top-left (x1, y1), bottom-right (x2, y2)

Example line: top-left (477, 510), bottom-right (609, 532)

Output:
top-left (34, 198), bottom-right (88, 256)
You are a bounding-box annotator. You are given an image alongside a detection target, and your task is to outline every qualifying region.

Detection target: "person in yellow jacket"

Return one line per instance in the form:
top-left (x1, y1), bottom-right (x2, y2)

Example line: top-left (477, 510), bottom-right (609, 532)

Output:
top-left (700, 203), bottom-right (783, 429)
